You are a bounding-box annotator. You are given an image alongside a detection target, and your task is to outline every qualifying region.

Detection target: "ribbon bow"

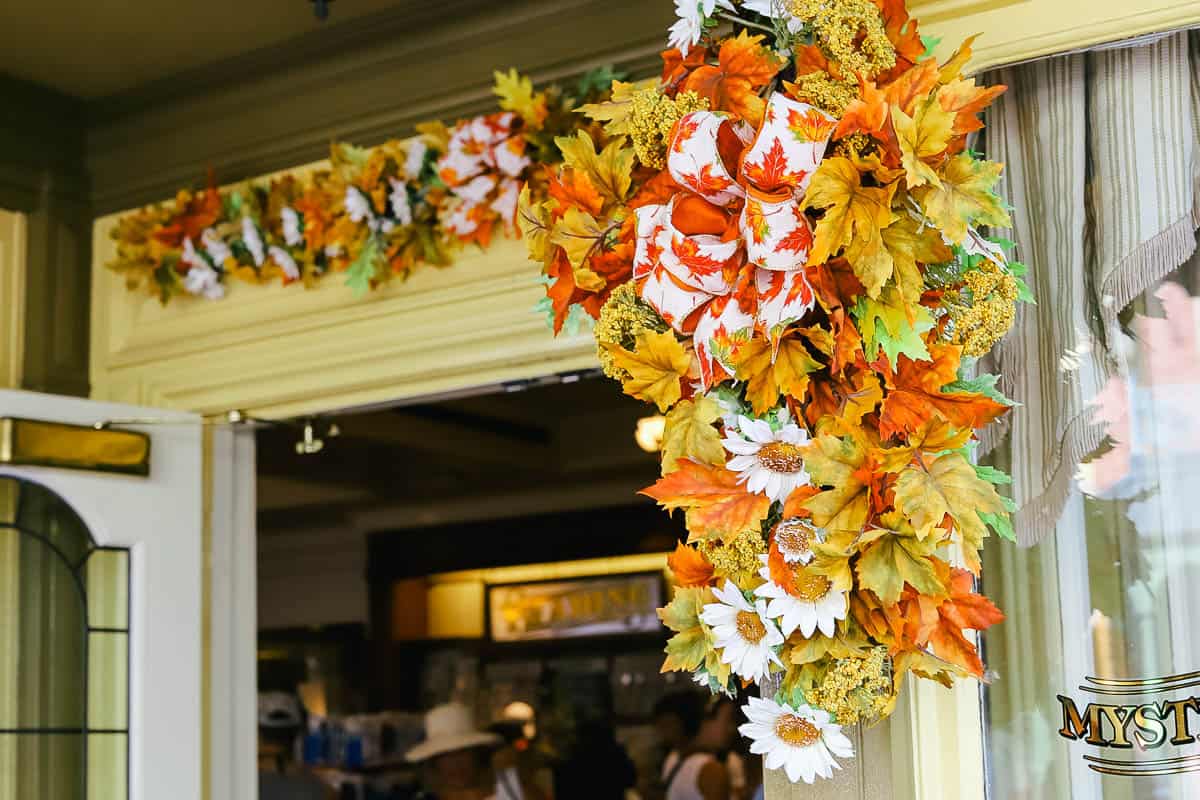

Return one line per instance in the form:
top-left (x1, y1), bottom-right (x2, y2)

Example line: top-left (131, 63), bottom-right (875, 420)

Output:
top-left (633, 93), bottom-right (836, 387)
top-left (437, 112), bottom-right (530, 238)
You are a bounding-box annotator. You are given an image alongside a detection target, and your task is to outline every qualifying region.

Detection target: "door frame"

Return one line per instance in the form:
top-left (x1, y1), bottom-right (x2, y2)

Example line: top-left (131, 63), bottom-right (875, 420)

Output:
top-left (0, 390), bottom-right (205, 800)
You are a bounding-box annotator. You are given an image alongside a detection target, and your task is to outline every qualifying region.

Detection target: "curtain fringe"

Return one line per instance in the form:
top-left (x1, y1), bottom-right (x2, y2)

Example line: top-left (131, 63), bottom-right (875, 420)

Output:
top-left (1012, 408), bottom-right (1105, 546)
top-left (1102, 211), bottom-right (1200, 329)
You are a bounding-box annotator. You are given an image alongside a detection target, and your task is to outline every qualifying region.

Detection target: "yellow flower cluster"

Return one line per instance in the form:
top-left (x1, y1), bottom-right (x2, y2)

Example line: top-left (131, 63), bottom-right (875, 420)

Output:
top-left (791, 72), bottom-right (860, 117)
top-left (791, 0), bottom-right (896, 78)
top-left (947, 261), bottom-right (1019, 357)
top-left (628, 89), bottom-right (710, 169)
top-left (697, 527), bottom-right (767, 589)
top-left (595, 281), bottom-right (669, 381)
top-left (807, 646), bottom-right (895, 725)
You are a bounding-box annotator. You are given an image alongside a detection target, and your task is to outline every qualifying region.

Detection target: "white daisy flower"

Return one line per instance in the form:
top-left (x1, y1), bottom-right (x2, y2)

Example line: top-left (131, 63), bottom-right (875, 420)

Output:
top-left (740, 0), bottom-right (804, 31)
top-left (388, 178), bottom-right (413, 226)
top-left (345, 186), bottom-right (374, 224)
top-left (773, 517), bottom-right (824, 565)
top-left (241, 217), bottom-right (265, 266)
top-left (668, 0), bottom-right (734, 52)
top-left (200, 227), bottom-right (231, 267)
top-left (723, 416), bottom-right (812, 502)
top-left (281, 206), bottom-right (304, 247)
top-left (739, 697), bottom-right (854, 784)
top-left (700, 581), bottom-right (784, 683)
top-left (181, 240), bottom-right (224, 300)
top-left (403, 140), bottom-right (428, 181)
top-left (268, 246), bottom-right (300, 281)
top-left (755, 559), bottom-right (847, 638)
top-left (324, 244), bottom-right (344, 259)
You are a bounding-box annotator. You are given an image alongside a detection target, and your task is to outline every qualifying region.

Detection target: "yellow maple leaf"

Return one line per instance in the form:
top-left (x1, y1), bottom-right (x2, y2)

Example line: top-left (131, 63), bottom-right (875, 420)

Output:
top-left (576, 78), bottom-right (659, 136)
top-left (550, 206), bottom-right (610, 291)
top-left (661, 395), bottom-right (726, 474)
top-left (938, 35), bottom-right (979, 84)
top-left (917, 153), bottom-right (1012, 244)
top-left (555, 130), bottom-right (635, 204)
top-left (516, 184), bottom-right (554, 265)
top-left (854, 518), bottom-right (947, 604)
top-left (892, 450), bottom-right (1006, 572)
top-left (801, 157), bottom-right (898, 298)
top-left (493, 68), bottom-right (548, 129)
top-left (800, 434), bottom-right (871, 534)
top-left (731, 334), bottom-right (822, 415)
top-left (892, 95), bottom-right (955, 189)
top-left (658, 586), bottom-right (715, 672)
top-left (880, 214), bottom-right (953, 307)
top-left (602, 329), bottom-right (691, 412)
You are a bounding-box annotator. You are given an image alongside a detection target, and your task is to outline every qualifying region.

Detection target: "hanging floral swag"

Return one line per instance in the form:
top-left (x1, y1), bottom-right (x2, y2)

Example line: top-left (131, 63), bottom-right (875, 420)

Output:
top-left (107, 68), bottom-right (621, 304)
top-left (523, 0), bottom-right (1031, 787)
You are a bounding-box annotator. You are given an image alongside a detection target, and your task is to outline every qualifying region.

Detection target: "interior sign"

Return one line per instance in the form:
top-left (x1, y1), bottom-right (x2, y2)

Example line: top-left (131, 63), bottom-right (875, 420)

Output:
top-left (488, 573), bottom-right (663, 642)
top-left (1057, 670), bottom-right (1200, 776)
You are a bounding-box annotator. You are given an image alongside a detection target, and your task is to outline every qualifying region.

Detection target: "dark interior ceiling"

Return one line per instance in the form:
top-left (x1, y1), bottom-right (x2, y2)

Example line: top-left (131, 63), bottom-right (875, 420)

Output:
top-left (0, 0), bottom-right (418, 99)
top-left (255, 374), bottom-right (663, 528)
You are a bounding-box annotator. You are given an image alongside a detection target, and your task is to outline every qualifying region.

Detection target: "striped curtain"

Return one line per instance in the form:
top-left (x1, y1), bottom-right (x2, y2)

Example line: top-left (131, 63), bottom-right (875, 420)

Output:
top-left (981, 32), bottom-right (1200, 544)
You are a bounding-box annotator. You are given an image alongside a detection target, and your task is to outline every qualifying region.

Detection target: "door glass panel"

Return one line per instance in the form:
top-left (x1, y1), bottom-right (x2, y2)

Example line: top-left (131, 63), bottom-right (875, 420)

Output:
top-left (0, 477), bottom-right (130, 800)
top-left (983, 255), bottom-right (1200, 798)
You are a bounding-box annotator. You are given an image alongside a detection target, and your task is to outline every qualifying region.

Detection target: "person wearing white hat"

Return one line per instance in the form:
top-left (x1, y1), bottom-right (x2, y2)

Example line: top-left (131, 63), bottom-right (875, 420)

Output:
top-left (408, 702), bottom-right (541, 800)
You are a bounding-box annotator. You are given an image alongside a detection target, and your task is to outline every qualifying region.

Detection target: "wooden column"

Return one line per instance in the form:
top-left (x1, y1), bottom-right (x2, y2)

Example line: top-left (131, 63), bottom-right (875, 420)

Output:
top-left (762, 722), bottom-right (895, 799)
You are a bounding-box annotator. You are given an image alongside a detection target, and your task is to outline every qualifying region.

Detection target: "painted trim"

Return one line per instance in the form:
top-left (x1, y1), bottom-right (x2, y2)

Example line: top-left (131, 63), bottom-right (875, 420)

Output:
top-left (0, 211), bottom-right (26, 390)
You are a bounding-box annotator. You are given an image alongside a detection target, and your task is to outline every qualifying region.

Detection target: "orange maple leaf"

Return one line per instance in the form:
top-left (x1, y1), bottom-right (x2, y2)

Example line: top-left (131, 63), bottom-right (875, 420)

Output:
top-left (545, 250), bottom-right (605, 333)
top-left (641, 459), bottom-right (772, 543)
top-left (883, 59), bottom-right (941, 117)
top-left (667, 542), bottom-right (716, 587)
top-left (682, 32), bottom-right (784, 128)
top-left (834, 77), bottom-right (890, 142)
top-left (939, 78), bottom-right (1007, 137)
top-left (872, 0), bottom-right (925, 83)
top-left (679, 163), bottom-right (735, 196)
top-left (878, 344), bottom-right (1008, 441)
top-left (629, 169), bottom-right (682, 209)
top-left (661, 45), bottom-right (709, 91)
top-left (154, 183), bottom-right (223, 248)
top-left (548, 167), bottom-right (605, 218)
top-left (928, 564), bottom-right (1004, 677)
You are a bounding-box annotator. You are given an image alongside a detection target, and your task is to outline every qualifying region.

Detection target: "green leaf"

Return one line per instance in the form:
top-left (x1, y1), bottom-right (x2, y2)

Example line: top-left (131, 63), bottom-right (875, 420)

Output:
top-left (854, 287), bottom-right (935, 369)
top-left (979, 510), bottom-right (1016, 542)
top-left (856, 531), bottom-right (947, 604)
top-left (658, 587), bottom-right (713, 673)
top-left (973, 464), bottom-right (1012, 485)
top-left (920, 35), bottom-right (943, 60)
top-left (344, 236), bottom-right (382, 296)
top-left (575, 66), bottom-right (625, 99)
top-left (943, 373), bottom-right (1016, 407)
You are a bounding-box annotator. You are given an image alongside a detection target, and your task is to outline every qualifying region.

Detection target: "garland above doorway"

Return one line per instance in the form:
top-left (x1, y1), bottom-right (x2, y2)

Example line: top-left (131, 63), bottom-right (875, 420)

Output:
top-left (105, 67), bottom-right (620, 307)
top-left (524, 0), bottom-right (1030, 786)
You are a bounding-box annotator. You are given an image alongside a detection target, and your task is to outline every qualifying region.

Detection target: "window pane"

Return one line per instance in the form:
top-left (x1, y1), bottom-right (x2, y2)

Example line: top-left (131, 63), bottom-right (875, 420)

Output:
top-left (983, 263), bottom-right (1200, 797)
top-left (0, 732), bottom-right (86, 799)
top-left (87, 633), bottom-right (126, 731)
top-left (87, 734), bottom-right (126, 800)
top-left (85, 552), bottom-right (127, 631)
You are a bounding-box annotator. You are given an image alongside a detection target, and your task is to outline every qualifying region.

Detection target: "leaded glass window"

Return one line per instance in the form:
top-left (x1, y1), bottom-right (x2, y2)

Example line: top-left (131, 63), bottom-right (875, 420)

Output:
top-left (0, 477), bottom-right (130, 800)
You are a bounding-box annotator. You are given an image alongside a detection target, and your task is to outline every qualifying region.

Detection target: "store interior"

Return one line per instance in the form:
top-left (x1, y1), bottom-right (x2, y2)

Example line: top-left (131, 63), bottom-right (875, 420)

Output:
top-left (254, 371), bottom-right (690, 795)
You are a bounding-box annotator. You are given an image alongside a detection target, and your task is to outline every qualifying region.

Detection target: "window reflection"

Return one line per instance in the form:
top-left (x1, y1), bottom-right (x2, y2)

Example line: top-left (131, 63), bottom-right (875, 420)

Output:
top-left (984, 260), bottom-right (1200, 799)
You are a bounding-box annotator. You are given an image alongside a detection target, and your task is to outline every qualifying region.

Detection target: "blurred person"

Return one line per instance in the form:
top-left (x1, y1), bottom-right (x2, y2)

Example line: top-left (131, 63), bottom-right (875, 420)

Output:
top-left (258, 691), bottom-right (335, 800)
top-left (652, 692), bottom-right (730, 800)
top-left (409, 702), bottom-right (546, 800)
top-left (552, 717), bottom-right (637, 799)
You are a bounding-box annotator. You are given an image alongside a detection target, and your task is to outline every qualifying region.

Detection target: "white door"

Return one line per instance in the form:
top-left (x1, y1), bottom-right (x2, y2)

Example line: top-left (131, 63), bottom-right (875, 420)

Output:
top-left (0, 389), bottom-right (205, 800)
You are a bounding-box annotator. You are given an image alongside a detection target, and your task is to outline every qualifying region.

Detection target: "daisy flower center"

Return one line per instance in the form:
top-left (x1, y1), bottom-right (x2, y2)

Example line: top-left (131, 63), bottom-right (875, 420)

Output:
top-left (774, 713), bottom-right (821, 747)
top-left (775, 518), bottom-right (812, 554)
top-left (755, 441), bottom-right (806, 473)
top-left (736, 610), bottom-right (768, 644)
top-left (791, 568), bottom-right (832, 602)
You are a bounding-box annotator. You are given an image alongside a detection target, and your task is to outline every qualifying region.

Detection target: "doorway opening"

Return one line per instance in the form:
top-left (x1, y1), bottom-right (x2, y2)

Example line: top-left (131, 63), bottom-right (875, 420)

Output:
top-left (253, 372), bottom-right (691, 798)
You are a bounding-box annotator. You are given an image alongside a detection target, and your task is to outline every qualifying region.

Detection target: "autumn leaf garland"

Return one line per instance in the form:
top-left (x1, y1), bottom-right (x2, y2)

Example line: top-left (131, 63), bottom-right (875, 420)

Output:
top-left (529, 0), bottom-right (1031, 785)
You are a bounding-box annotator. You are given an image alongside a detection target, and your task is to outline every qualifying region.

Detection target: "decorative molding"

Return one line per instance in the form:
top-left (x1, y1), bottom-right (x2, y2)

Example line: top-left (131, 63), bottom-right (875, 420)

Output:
top-left (90, 210), bottom-right (598, 417)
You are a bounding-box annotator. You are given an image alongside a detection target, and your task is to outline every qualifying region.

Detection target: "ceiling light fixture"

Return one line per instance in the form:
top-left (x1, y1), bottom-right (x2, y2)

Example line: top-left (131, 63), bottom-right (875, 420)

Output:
top-left (635, 415), bottom-right (666, 453)
top-left (295, 418), bottom-right (340, 455)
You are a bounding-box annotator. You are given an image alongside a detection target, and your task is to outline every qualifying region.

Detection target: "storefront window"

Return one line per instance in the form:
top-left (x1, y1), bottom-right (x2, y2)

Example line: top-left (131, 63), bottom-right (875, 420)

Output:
top-left (983, 257), bottom-right (1200, 798)
top-left (0, 478), bottom-right (130, 800)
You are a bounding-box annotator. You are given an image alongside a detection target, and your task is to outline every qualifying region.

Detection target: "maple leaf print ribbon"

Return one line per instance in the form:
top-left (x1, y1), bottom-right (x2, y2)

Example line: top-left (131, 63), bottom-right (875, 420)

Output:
top-left (633, 93), bottom-right (837, 388)
top-left (437, 111), bottom-right (530, 238)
